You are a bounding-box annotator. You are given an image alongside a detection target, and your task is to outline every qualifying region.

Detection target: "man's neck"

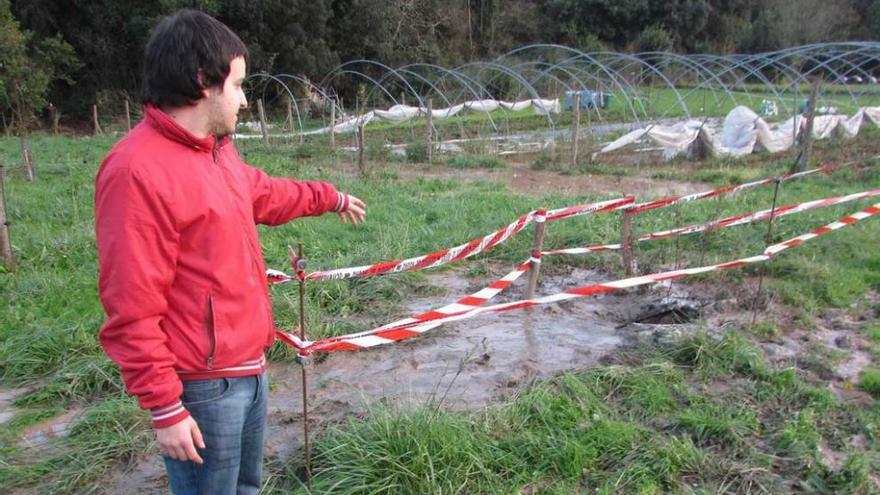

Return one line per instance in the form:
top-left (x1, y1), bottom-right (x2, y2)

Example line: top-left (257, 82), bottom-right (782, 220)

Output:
top-left (161, 103), bottom-right (211, 139)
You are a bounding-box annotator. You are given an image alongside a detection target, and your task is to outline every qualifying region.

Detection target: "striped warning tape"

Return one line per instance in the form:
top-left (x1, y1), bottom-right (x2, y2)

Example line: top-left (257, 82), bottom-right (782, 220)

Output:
top-left (267, 163), bottom-right (839, 284)
top-left (544, 189), bottom-right (880, 256)
top-left (267, 196), bottom-right (633, 284)
top-left (624, 163), bottom-right (835, 214)
top-left (276, 259), bottom-right (533, 353)
top-left (277, 201), bottom-right (880, 355)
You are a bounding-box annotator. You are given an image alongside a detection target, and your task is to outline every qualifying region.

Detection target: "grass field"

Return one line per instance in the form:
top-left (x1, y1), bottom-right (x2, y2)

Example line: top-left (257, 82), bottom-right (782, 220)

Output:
top-left (1, 122), bottom-right (879, 493)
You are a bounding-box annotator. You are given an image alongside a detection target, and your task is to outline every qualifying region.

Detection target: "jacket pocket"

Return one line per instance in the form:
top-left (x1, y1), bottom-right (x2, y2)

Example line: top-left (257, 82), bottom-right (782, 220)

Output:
top-left (205, 294), bottom-right (218, 369)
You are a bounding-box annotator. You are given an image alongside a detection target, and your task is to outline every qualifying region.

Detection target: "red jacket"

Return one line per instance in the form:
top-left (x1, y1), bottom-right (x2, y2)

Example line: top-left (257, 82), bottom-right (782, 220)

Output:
top-left (95, 106), bottom-right (343, 428)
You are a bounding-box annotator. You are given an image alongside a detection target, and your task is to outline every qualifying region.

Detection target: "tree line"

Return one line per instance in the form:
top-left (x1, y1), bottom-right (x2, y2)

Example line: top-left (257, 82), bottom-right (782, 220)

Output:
top-left (1, 0), bottom-right (878, 130)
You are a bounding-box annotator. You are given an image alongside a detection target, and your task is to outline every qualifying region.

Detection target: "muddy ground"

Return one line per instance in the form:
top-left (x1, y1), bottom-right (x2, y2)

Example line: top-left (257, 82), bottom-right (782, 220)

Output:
top-left (4, 263), bottom-right (870, 494)
top-left (4, 158), bottom-right (876, 493)
top-left (395, 158), bottom-right (703, 199)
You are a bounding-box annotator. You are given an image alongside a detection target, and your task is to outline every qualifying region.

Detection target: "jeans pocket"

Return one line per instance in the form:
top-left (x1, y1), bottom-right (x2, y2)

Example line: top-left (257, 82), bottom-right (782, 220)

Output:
top-left (181, 377), bottom-right (231, 406)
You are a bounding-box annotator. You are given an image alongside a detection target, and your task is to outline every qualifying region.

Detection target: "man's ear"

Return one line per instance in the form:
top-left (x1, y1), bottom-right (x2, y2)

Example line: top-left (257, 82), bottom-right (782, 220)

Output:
top-left (196, 69), bottom-right (211, 98)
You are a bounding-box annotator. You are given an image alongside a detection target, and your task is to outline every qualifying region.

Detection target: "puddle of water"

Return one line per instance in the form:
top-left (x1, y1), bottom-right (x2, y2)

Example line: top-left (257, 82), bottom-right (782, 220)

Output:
top-left (0, 387), bottom-right (27, 425)
top-left (17, 408), bottom-right (80, 449)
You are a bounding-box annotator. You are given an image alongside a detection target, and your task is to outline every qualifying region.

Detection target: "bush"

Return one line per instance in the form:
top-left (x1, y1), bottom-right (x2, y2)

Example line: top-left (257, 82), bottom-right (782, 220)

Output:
top-left (405, 141), bottom-right (428, 163)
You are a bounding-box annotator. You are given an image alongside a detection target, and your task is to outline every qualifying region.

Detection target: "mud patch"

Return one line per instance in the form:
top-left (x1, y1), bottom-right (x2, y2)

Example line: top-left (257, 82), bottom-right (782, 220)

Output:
top-left (396, 161), bottom-right (706, 199)
top-left (17, 408), bottom-right (80, 449)
top-left (264, 265), bottom-right (705, 461)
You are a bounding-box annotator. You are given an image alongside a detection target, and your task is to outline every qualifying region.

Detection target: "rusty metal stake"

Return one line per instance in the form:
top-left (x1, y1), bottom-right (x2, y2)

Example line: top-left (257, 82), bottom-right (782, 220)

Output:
top-left (751, 178), bottom-right (782, 326)
top-left (290, 243), bottom-right (312, 489)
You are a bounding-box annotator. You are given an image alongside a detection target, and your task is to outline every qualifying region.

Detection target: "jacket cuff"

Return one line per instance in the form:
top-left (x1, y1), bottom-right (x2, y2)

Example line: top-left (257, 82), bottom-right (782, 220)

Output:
top-left (151, 400), bottom-right (190, 428)
top-left (334, 192), bottom-right (350, 213)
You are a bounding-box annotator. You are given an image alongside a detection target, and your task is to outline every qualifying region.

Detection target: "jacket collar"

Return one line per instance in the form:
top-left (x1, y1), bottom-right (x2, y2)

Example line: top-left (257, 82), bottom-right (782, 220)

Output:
top-left (145, 104), bottom-right (231, 152)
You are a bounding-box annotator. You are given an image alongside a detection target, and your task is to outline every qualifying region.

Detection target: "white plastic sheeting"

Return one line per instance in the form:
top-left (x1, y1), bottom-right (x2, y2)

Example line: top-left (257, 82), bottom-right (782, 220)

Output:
top-left (301, 97), bottom-right (562, 135)
top-left (597, 105), bottom-right (880, 160)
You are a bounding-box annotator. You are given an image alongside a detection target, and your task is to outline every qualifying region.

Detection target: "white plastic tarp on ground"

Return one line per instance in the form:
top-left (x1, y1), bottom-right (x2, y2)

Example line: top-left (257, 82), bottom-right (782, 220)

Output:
top-left (598, 105), bottom-right (880, 160)
top-left (291, 97), bottom-right (562, 135)
top-left (372, 104), bottom-right (422, 123)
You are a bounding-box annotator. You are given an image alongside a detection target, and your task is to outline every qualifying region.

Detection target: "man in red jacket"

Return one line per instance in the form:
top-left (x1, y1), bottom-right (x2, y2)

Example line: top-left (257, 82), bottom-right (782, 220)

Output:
top-left (94, 9), bottom-right (365, 494)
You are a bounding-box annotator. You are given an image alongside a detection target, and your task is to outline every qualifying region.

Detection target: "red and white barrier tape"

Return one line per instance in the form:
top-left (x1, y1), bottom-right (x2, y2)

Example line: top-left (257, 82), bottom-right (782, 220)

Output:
top-left (278, 201), bottom-right (880, 355)
top-left (624, 163), bottom-right (835, 214)
top-left (544, 189), bottom-right (880, 256)
top-left (544, 195), bottom-right (635, 221)
top-left (267, 196), bottom-right (633, 284)
top-left (276, 259), bottom-right (534, 353)
top-left (267, 164), bottom-right (839, 284)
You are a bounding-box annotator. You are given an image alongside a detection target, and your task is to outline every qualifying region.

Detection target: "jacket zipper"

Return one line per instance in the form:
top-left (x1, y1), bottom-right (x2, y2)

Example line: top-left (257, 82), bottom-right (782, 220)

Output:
top-left (206, 294), bottom-right (217, 369)
top-left (211, 141), bottom-right (273, 340)
top-left (212, 143), bottom-right (266, 290)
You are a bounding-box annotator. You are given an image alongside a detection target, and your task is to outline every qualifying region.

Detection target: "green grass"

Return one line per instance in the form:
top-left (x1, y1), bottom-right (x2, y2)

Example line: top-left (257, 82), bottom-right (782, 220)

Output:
top-left (859, 368), bottom-right (880, 398)
top-left (2, 120), bottom-right (880, 492)
top-left (274, 332), bottom-right (877, 493)
top-left (445, 154), bottom-right (506, 169)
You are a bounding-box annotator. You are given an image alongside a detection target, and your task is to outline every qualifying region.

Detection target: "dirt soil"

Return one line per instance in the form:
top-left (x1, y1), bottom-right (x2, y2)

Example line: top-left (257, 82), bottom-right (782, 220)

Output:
top-left (395, 160), bottom-right (706, 199)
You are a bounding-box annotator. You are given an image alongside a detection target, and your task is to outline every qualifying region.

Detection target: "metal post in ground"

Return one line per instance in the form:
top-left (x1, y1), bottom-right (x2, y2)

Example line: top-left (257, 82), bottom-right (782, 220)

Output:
top-left (751, 178), bottom-right (782, 325)
top-left (525, 209), bottom-right (547, 299)
top-left (426, 98), bottom-right (433, 164)
top-left (257, 98), bottom-right (269, 145)
top-left (0, 161), bottom-right (14, 269)
top-left (290, 244), bottom-right (312, 489)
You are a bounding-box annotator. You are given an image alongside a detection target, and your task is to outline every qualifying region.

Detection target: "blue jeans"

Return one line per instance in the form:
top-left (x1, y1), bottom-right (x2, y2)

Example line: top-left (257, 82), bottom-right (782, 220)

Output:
top-left (163, 373), bottom-right (268, 495)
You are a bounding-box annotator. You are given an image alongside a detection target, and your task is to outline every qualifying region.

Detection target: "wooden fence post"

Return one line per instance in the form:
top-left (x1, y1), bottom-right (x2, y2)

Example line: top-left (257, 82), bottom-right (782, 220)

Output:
top-left (357, 124), bottom-right (366, 177)
top-left (124, 99), bottom-right (132, 132)
top-left (621, 210), bottom-right (636, 276)
top-left (19, 135), bottom-right (34, 182)
top-left (426, 98), bottom-right (433, 164)
top-left (792, 76), bottom-right (821, 173)
top-left (286, 96), bottom-right (294, 132)
top-left (0, 161), bottom-right (14, 269)
top-left (571, 93), bottom-right (581, 168)
top-left (330, 101), bottom-right (336, 148)
top-left (49, 103), bottom-right (59, 135)
top-left (92, 104), bottom-right (103, 135)
top-left (257, 98), bottom-right (269, 144)
top-left (525, 210), bottom-right (547, 299)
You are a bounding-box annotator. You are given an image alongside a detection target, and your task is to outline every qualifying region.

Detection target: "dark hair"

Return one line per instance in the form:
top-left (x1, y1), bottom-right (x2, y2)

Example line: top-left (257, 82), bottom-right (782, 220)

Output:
top-left (141, 9), bottom-right (249, 107)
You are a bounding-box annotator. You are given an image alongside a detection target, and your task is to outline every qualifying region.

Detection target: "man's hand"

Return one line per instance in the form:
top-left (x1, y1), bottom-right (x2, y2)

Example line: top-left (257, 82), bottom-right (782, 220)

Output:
top-left (156, 416), bottom-right (205, 464)
top-left (338, 194), bottom-right (367, 224)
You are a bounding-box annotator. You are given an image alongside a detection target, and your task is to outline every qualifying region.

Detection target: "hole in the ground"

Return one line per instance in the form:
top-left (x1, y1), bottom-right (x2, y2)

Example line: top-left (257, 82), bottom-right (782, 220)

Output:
top-left (631, 301), bottom-right (702, 325)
